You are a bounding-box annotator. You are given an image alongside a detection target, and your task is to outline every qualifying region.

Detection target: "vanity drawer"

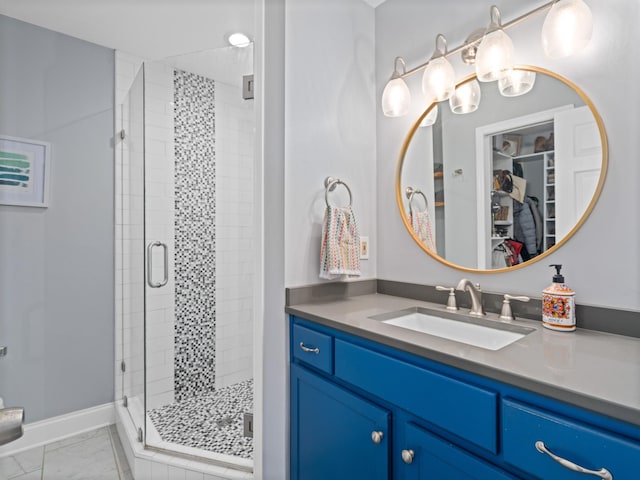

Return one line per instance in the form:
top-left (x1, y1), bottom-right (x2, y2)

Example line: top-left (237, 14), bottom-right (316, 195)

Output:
top-left (502, 399), bottom-right (640, 480)
top-left (292, 323), bottom-right (333, 374)
top-left (334, 339), bottom-right (498, 453)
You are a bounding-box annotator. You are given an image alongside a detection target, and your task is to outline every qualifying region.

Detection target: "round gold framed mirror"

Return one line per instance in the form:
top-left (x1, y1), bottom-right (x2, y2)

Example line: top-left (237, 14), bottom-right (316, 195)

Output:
top-left (396, 66), bottom-right (608, 273)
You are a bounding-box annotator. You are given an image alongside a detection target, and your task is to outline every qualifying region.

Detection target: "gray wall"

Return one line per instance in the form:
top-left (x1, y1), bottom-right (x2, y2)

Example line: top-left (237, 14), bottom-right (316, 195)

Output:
top-left (376, 0), bottom-right (640, 311)
top-left (0, 15), bottom-right (115, 422)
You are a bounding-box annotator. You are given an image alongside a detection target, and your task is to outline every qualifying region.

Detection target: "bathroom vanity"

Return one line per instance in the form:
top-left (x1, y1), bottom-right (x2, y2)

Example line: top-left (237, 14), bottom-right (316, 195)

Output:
top-left (287, 291), bottom-right (640, 480)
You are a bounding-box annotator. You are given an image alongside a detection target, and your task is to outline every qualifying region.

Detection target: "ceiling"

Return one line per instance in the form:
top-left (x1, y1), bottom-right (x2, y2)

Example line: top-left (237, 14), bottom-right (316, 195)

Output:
top-left (0, 0), bottom-right (385, 60)
top-left (0, 0), bottom-right (385, 85)
top-left (0, 0), bottom-right (255, 60)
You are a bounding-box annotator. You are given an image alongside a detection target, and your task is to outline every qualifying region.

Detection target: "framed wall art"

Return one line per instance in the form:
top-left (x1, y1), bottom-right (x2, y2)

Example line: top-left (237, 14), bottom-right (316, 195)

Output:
top-left (0, 135), bottom-right (51, 207)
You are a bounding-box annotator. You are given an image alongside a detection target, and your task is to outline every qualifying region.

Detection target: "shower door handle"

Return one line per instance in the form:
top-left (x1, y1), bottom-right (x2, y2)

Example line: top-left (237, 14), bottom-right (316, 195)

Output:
top-left (147, 241), bottom-right (169, 288)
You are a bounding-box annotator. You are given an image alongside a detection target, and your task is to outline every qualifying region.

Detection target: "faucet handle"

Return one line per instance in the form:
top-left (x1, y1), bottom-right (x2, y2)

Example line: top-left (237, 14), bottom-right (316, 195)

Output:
top-left (435, 286), bottom-right (458, 311)
top-left (500, 294), bottom-right (530, 320)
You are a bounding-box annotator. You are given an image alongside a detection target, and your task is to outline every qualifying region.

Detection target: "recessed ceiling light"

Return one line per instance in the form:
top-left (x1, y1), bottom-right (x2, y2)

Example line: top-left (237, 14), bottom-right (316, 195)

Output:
top-left (228, 33), bottom-right (251, 48)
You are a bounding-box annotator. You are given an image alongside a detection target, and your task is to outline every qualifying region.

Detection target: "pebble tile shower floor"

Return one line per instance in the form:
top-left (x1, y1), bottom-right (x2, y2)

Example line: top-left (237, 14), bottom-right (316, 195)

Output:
top-left (148, 379), bottom-right (253, 459)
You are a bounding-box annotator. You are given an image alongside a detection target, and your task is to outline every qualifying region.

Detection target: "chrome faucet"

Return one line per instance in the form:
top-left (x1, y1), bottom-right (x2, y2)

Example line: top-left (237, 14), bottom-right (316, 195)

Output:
top-left (456, 278), bottom-right (485, 316)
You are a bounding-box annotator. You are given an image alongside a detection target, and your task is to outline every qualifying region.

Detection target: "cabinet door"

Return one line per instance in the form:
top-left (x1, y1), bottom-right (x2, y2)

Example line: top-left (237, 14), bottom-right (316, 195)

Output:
top-left (290, 364), bottom-right (390, 480)
top-left (397, 423), bottom-right (517, 480)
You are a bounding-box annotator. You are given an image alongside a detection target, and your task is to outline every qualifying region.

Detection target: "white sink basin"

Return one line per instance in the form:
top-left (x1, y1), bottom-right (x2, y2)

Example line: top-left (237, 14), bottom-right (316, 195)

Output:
top-left (372, 308), bottom-right (534, 351)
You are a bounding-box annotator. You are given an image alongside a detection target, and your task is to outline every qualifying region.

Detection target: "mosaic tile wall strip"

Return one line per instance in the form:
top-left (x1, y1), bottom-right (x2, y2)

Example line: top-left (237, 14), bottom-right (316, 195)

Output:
top-left (148, 379), bottom-right (254, 459)
top-left (173, 69), bottom-right (217, 401)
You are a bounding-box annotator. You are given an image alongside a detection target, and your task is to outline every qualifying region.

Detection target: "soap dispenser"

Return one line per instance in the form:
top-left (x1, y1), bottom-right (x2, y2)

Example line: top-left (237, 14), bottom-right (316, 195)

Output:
top-left (542, 264), bottom-right (575, 331)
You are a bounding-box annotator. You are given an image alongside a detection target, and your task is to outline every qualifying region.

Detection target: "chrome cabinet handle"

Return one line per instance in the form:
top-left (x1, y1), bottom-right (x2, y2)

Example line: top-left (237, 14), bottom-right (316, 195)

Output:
top-left (299, 342), bottom-right (319, 354)
top-left (146, 241), bottom-right (169, 288)
top-left (535, 441), bottom-right (613, 479)
top-left (401, 449), bottom-right (415, 464)
top-left (371, 431), bottom-right (384, 444)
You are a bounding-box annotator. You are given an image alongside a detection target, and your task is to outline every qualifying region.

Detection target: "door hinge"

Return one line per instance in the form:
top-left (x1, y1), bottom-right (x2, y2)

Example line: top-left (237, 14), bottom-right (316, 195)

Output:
top-left (119, 129), bottom-right (126, 140)
top-left (123, 395), bottom-right (128, 407)
top-left (121, 360), bottom-right (126, 373)
top-left (243, 412), bottom-right (254, 438)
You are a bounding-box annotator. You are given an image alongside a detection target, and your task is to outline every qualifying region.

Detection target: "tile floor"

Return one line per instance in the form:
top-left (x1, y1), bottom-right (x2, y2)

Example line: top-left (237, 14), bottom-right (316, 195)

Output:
top-left (0, 425), bottom-right (132, 480)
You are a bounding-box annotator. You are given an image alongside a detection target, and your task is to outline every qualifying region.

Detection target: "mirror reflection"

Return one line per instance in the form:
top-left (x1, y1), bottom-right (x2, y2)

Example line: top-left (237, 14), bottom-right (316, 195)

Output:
top-left (398, 66), bottom-right (607, 272)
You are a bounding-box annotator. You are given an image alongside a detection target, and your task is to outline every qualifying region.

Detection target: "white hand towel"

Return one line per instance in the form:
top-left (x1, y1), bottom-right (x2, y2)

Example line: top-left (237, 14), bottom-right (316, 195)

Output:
top-left (320, 206), bottom-right (361, 279)
top-left (410, 210), bottom-right (436, 252)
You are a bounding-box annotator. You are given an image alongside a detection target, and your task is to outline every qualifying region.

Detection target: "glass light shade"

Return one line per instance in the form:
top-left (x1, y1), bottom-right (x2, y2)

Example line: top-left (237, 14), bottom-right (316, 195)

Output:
top-left (475, 29), bottom-right (514, 82)
top-left (449, 80), bottom-right (481, 114)
top-left (542, 0), bottom-right (593, 59)
top-left (499, 70), bottom-right (536, 97)
top-left (421, 57), bottom-right (456, 102)
top-left (420, 104), bottom-right (439, 127)
top-left (382, 77), bottom-right (411, 117)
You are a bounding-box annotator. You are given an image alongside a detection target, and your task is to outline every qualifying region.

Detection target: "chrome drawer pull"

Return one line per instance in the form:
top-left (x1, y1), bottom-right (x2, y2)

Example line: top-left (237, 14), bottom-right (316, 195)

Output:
top-left (535, 441), bottom-right (613, 480)
top-left (299, 342), bottom-right (320, 354)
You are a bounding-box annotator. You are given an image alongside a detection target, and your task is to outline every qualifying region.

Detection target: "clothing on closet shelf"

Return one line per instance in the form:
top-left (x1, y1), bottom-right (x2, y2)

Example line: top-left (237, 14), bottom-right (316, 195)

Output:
top-left (526, 197), bottom-right (544, 253)
top-left (492, 238), bottom-right (524, 268)
top-left (513, 196), bottom-right (543, 259)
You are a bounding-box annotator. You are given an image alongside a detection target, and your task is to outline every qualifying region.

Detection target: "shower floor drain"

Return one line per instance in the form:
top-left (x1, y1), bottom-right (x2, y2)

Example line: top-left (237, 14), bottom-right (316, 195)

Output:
top-left (215, 415), bottom-right (234, 428)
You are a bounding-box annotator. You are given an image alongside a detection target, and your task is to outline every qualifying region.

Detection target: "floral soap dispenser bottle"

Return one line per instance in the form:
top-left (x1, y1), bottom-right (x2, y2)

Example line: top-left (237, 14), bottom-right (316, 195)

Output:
top-left (542, 264), bottom-right (576, 331)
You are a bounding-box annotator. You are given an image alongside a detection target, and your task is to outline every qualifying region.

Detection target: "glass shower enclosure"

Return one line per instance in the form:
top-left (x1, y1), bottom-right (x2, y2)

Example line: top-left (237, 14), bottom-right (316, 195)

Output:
top-left (117, 45), bottom-right (255, 470)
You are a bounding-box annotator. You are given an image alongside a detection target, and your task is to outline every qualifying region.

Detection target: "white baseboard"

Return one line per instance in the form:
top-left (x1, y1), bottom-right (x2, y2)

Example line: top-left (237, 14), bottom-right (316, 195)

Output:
top-left (0, 402), bottom-right (115, 457)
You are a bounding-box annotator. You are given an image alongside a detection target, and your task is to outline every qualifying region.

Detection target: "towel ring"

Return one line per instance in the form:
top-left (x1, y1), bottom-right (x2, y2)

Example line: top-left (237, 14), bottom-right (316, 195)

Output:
top-left (405, 187), bottom-right (429, 215)
top-left (324, 176), bottom-right (353, 208)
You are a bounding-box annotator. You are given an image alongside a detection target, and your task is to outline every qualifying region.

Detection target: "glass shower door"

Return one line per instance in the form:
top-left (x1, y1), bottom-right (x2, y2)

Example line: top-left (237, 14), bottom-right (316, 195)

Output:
top-left (120, 66), bottom-right (145, 439)
top-left (141, 61), bottom-right (179, 443)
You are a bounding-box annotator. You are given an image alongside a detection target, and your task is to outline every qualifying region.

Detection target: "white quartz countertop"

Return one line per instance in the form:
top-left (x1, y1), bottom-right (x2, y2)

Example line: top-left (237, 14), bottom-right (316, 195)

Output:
top-left (286, 293), bottom-right (640, 427)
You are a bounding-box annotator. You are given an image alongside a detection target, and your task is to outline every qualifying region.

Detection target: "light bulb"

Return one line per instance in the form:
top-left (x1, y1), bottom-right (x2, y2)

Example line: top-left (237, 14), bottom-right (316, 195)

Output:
top-left (476, 29), bottom-right (514, 82)
top-left (228, 33), bottom-right (251, 48)
top-left (421, 34), bottom-right (456, 102)
top-left (382, 77), bottom-right (411, 117)
top-left (449, 80), bottom-right (481, 114)
top-left (382, 57), bottom-right (411, 117)
top-left (475, 6), bottom-right (514, 82)
top-left (499, 70), bottom-right (536, 97)
top-left (542, 0), bottom-right (593, 59)
top-left (422, 57), bottom-right (456, 102)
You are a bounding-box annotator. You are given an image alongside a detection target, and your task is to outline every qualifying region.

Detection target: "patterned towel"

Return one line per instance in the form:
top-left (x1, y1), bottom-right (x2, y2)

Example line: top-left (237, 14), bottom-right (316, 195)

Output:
top-left (320, 206), bottom-right (361, 279)
top-left (410, 210), bottom-right (436, 252)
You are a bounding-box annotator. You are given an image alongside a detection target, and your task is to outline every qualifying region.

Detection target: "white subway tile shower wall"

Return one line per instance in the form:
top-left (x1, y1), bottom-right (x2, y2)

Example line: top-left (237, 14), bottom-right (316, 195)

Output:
top-left (145, 61), bottom-right (178, 409)
top-left (215, 81), bottom-right (255, 389)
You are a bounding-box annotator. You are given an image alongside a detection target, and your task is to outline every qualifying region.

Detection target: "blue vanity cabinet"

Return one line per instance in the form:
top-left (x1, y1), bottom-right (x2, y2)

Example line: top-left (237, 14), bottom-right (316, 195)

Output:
top-left (289, 315), bottom-right (640, 480)
top-left (290, 363), bottom-right (391, 480)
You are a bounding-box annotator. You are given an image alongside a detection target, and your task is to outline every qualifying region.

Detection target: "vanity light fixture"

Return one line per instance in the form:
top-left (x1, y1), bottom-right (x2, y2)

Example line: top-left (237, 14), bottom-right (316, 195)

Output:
top-left (421, 34), bottom-right (456, 102)
top-left (498, 69), bottom-right (536, 97)
top-left (381, 57), bottom-right (411, 117)
top-left (381, 0), bottom-right (593, 117)
top-left (228, 32), bottom-right (251, 48)
top-left (475, 6), bottom-right (514, 82)
top-left (449, 80), bottom-right (481, 114)
top-left (541, 0), bottom-right (593, 59)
